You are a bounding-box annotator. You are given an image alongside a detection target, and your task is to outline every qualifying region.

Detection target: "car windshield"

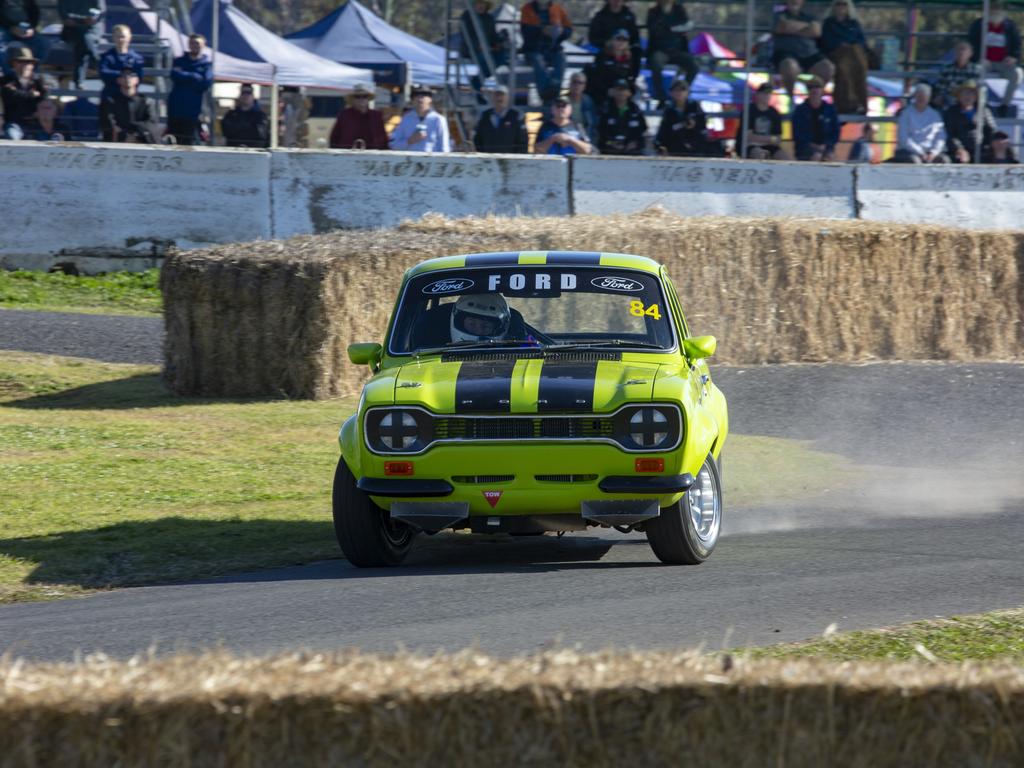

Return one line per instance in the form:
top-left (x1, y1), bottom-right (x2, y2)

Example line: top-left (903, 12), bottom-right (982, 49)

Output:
top-left (388, 266), bottom-right (676, 355)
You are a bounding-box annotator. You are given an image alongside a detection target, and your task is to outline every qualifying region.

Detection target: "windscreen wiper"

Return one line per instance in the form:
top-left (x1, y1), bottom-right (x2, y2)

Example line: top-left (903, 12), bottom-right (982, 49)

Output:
top-left (543, 340), bottom-right (667, 351)
top-left (413, 339), bottom-right (520, 357)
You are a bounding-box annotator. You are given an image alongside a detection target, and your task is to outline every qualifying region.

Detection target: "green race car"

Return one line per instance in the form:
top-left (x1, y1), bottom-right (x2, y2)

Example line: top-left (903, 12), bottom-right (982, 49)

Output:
top-left (335, 251), bottom-right (728, 567)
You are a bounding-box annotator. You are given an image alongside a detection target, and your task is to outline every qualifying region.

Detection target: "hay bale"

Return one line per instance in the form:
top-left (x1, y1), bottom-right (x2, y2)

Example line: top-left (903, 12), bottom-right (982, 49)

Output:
top-left (161, 211), bottom-right (1024, 399)
top-left (1, 649), bottom-right (1022, 767)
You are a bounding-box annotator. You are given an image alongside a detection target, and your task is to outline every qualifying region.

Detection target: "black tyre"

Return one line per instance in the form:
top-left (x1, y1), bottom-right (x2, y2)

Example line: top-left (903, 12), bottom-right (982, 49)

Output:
top-left (645, 454), bottom-right (723, 565)
top-left (332, 458), bottom-right (415, 567)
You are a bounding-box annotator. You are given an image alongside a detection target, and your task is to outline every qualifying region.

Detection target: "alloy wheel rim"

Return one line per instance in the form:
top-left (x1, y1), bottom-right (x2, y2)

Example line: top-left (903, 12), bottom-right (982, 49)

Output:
top-left (686, 462), bottom-right (721, 547)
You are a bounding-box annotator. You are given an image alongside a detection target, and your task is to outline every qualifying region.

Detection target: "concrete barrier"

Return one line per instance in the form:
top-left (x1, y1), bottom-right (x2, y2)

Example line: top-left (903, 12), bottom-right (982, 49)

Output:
top-left (269, 150), bottom-right (570, 238)
top-left (572, 156), bottom-right (858, 219)
top-left (856, 164), bottom-right (1024, 230)
top-left (0, 142), bottom-right (270, 271)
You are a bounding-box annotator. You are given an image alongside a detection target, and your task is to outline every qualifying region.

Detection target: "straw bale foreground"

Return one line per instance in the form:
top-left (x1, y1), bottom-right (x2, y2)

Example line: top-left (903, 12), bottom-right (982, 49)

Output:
top-left (161, 211), bottom-right (1024, 399)
top-left (1, 649), bottom-right (1022, 768)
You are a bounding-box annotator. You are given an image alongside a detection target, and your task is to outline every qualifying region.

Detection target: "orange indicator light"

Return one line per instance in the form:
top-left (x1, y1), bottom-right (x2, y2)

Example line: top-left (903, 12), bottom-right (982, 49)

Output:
top-left (635, 458), bottom-right (664, 473)
top-left (384, 461), bottom-right (415, 476)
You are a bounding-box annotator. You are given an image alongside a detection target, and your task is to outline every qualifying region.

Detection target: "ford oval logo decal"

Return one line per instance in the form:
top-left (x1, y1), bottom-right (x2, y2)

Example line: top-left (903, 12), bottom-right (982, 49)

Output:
top-left (422, 278), bottom-right (475, 295)
top-left (590, 276), bottom-right (644, 292)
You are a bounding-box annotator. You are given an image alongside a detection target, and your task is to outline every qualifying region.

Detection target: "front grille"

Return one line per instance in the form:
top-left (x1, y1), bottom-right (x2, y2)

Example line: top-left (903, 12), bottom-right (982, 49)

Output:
top-left (451, 474), bottom-right (515, 484)
top-left (535, 474), bottom-right (599, 483)
top-left (434, 416), bottom-right (615, 441)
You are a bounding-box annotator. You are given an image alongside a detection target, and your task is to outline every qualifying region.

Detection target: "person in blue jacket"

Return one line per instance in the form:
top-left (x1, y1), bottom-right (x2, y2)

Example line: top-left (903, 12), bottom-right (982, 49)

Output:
top-left (98, 24), bottom-right (143, 98)
top-left (791, 77), bottom-right (839, 161)
top-left (167, 33), bottom-right (213, 145)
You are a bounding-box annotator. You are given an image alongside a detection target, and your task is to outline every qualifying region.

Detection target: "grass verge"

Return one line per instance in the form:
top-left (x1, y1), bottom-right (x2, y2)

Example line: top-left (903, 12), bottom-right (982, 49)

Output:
top-left (744, 608), bottom-right (1024, 663)
top-left (0, 351), bottom-right (854, 603)
top-left (0, 269), bottom-right (161, 316)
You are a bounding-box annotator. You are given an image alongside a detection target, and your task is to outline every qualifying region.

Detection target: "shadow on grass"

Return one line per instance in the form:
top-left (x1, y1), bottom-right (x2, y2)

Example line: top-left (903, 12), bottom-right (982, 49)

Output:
top-left (4, 373), bottom-right (288, 410)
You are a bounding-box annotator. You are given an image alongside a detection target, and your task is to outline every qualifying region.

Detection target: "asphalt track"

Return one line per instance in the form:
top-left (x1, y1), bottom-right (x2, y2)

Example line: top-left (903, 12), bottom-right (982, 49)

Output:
top-left (2, 309), bottom-right (1023, 660)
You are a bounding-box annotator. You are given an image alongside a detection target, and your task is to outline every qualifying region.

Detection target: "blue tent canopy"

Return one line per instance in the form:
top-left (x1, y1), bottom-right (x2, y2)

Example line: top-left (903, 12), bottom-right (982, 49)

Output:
top-left (286, 1), bottom-right (452, 86)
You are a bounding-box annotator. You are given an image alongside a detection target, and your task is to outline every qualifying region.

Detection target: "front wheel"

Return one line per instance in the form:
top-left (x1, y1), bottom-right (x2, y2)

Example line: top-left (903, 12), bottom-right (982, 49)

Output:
top-left (646, 454), bottom-right (723, 565)
top-left (332, 459), bottom-right (415, 567)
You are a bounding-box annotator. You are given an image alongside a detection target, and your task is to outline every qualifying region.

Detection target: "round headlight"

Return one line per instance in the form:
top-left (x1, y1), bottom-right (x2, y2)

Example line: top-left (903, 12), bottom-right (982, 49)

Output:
top-left (629, 408), bottom-right (668, 448)
top-left (379, 410), bottom-right (420, 450)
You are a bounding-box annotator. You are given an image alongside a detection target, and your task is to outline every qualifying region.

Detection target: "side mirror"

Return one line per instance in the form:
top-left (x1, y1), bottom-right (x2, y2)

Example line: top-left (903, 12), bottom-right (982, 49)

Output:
top-left (683, 335), bottom-right (717, 360)
top-left (348, 342), bottom-right (383, 369)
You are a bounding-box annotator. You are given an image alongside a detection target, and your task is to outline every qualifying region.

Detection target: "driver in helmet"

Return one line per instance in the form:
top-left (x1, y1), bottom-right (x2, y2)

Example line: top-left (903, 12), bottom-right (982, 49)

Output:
top-left (450, 293), bottom-right (511, 342)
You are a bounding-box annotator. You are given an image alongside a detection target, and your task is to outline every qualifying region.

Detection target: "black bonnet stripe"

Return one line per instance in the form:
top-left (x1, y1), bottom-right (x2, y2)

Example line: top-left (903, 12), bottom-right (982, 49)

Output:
top-left (537, 361), bottom-right (599, 413)
top-left (454, 361), bottom-right (516, 413)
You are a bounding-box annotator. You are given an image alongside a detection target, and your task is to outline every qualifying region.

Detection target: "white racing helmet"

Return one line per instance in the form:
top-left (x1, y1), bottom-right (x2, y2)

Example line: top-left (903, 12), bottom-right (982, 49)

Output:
top-left (450, 293), bottom-right (511, 342)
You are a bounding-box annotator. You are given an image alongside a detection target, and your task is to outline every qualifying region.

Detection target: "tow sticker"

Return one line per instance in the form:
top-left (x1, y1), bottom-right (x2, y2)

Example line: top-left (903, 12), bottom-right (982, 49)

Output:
top-left (482, 490), bottom-right (503, 508)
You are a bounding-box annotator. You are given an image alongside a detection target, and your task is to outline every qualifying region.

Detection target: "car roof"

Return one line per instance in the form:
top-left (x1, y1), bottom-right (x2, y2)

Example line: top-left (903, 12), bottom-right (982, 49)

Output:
top-left (406, 251), bottom-right (664, 278)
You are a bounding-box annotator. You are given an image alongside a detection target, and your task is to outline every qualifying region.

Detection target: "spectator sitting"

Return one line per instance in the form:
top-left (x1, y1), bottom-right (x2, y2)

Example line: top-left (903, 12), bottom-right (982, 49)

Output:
top-left (390, 83), bottom-right (450, 152)
top-left (222, 83), bottom-right (269, 148)
top-left (772, 0), bottom-right (834, 99)
top-left (589, 0), bottom-right (639, 59)
top-left (533, 94), bottom-right (592, 155)
top-left (586, 29), bottom-right (638, 107)
top-left (0, 46), bottom-right (45, 140)
top-left (597, 77), bottom-right (646, 155)
top-left (968, 0), bottom-right (1022, 116)
top-left (943, 79), bottom-right (996, 163)
top-left (58, 0), bottom-right (104, 88)
top-left (791, 76), bottom-right (838, 161)
top-left (933, 41), bottom-right (983, 109)
top-left (820, 0), bottom-right (868, 114)
top-left (847, 122), bottom-right (876, 163)
top-left (473, 84), bottom-right (528, 153)
top-left (98, 24), bottom-right (144, 100)
top-left (26, 97), bottom-right (68, 140)
top-left (892, 83), bottom-right (948, 163)
top-left (655, 76), bottom-right (707, 157)
top-left (745, 82), bottom-right (790, 159)
top-left (167, 33), bottom-right (212, 145)
top-left (0, 0), bottom-right (47, 75)
top-left (567, 71), bottom-right (597, 138)
top-left (99, 68), bottom-right (156, 143)
top-left (461, 0), bottom-right (508, 97)
top-left (983, 129), bottom-right (1019, 163)
top-left (520, 0), bottom-right (572, 102)
top-left (646, 0), bottom-right (698, 108)
top-left (329, 83), bottom-right (387, 149)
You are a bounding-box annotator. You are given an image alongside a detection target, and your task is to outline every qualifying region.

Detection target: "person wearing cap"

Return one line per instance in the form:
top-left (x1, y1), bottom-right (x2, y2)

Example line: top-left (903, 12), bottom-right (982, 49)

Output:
top-left (99, 68), bottom-right (156, 143)
top-left (820, 0), bottom-right (869, 114)
top-left (329, 84), bottom-right (387, 150)
top-left (983, 130), bottom-right (1019, 163)
top-left (166, 33), bottom-right (212, 146)
top-left (534, 95), bottom-right (592, 155)
top-left (587, 28), bottom-right (638, 107)
top-left (0, 46), bottom-right (45, 139)
top-left (943, 80), bottom-right (997, 163)
top-left (390, 84), bottom-right (450, 153)
top-left (460, 0), bottom-right (508, 97)
top-left (567, 71), bottom-right (596, 137)
top-left (222, 83), bottom-right (269, 148)
top-left (98, 24), bottom-right (144, 99)
top-left (646, 0), bottom-right (698, 108)
top-left (893, 83), bottom-right (948, 164)
top-left (589, 0), bottom-right (639, 56)
top-left (474, 84), bottom-right (527, 153)
top-left (520, 0), bottom-right (572, 101)
top-left (596, 76), bottom-right (646, 155)
top-left (791, 76), bottom-right (839, 161)
top-left (745, 82), bottom-right (789, 160)
top-left (772, 0), bottom-right (834, 99)
top-left (654, 77), bottom-right (707, 157)
top-left (0, 0), bottom-right (45, 76)
top-left (933, 41), bottom-right (983, 110)
top-left (968, 0), bottom-right (1022, 117)
top-left (57, 0), bottom-right (105, 88)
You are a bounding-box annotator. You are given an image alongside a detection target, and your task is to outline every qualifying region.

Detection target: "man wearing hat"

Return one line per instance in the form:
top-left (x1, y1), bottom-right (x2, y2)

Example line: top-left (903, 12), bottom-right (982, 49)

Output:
top-left (474, 84), bottom-right (527, 153)
top-left (534, 94), bottom-right (592, 155)
top-left (0, 46), bottom-right (46, 139)
top-left (983, 130), bottom-right (1019, 163)
top-left (329, 83), bottom-right (387, 150)
top-left (655, 76), bottom-right (708, 157)
top-left (99, 67), bottom-right (157, 143)
top-left (597, 77), bottom-right (646, 155)
top-left (943, 79), bottom-right (997, 163)
top-left (222, 83), bottom-right (269, 148)
top-left (390, 84), bottom-right (450, 153)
